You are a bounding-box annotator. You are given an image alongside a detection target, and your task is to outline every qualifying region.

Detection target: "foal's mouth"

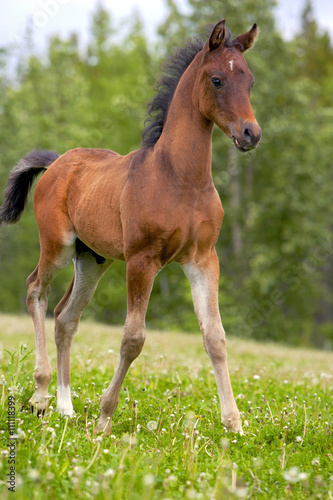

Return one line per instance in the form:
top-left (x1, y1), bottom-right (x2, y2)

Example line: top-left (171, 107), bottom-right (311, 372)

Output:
top-left (233, 136), bottom-right (256, 153)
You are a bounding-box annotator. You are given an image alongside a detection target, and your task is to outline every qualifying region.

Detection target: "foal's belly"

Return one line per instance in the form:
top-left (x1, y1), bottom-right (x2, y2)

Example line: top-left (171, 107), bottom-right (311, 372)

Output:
top-left (69, 202), bottom-right (125, 261)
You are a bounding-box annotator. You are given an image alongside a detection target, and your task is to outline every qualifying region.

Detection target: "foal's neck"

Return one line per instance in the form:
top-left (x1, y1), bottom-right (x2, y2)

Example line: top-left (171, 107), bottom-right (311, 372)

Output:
top-left (155, 54), bottom-right (214, 188)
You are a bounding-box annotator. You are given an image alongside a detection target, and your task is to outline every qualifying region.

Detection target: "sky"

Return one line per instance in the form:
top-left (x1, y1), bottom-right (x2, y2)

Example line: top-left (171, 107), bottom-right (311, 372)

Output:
top-left (1, 0), bottom-right (333, 53)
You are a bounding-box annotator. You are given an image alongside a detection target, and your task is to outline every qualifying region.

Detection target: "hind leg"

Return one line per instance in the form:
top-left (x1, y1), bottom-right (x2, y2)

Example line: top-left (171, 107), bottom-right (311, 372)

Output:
top-left (27, 238), bottom-right (75, 412)
top-left (27, 266), bottom-right (52, 412)
top-left (54, 249), bottom-right (112, 416)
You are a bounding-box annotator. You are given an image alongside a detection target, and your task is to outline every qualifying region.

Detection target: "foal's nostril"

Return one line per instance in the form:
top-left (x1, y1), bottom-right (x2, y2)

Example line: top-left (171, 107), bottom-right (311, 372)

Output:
top-left (243, 128), bottom-right (252, 143)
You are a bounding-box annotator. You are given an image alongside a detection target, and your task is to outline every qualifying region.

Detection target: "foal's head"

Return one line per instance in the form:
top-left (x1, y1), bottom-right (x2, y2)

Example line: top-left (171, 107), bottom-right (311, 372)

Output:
top-left (197, 20), bottom-right (261, 152)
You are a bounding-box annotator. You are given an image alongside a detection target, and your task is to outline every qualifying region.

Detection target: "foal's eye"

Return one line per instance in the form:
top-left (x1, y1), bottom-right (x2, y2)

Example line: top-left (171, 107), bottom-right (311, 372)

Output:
top-left (212, 77), bottom-right (223, 88)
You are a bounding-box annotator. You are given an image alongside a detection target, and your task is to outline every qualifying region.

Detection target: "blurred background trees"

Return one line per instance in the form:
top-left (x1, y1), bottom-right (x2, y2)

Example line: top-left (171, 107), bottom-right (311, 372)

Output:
top-left (0, 0), bottom-right (332, 348)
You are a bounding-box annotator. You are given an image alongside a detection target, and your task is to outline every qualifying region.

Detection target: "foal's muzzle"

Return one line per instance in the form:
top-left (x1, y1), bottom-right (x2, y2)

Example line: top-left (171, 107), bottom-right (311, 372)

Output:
top-left (232, 121), bottom-right (262, 152)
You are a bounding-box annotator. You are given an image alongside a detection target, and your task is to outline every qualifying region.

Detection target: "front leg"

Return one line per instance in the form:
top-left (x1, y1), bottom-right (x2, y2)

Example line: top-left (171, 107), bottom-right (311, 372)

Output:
top-left (183, 249), bottom-right (242, 433)
top-left (95, 254), bottom-right (158, 435)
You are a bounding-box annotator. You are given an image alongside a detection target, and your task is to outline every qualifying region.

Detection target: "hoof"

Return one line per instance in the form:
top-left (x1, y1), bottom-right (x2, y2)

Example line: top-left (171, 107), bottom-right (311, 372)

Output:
top-left (222, 412), bottom-right (243, 434)
top-left (29, 393), bottom-right (50, 414)
top-left (95, 416), bottom-right (112, 436)
top-left (57, 405), bottom-right (75, 417)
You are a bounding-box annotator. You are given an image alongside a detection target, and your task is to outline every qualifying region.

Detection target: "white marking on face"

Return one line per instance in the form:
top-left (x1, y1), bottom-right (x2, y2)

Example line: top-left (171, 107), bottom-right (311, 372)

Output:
top-left (229, 60), bottom-right (234, 71)
top-left (57, 384), bottom-right (74, 416)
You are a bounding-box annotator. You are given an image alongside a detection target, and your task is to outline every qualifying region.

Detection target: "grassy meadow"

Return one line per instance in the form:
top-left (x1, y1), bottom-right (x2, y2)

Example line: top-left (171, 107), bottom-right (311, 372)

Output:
top-left (0, 313), bottom-right (332, 499)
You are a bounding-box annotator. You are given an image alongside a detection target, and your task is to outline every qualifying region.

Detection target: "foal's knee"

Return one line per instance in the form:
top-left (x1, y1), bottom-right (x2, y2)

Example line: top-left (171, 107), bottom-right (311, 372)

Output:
top-left (121, 321), bottom-right (146, 362)
top-left (205, 329), bottom-right (227, 363)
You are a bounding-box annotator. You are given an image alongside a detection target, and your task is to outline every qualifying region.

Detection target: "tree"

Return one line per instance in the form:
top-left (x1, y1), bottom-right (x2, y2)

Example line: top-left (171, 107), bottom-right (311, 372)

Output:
top-left (0, 1), bottom-right (332, 347)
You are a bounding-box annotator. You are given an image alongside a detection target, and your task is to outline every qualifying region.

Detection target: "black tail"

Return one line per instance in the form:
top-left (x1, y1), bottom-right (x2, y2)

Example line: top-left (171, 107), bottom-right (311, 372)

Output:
top-left (0, 150), bottom-right (59, 226)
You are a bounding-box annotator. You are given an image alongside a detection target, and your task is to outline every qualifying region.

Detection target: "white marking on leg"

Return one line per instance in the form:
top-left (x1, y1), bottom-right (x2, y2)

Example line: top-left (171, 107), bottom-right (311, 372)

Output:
top-left (57, 384), bottom-right (74, 416)
top-left (183, 263), bottom-right (212, 332)
top-left (64, 231), bottom-right (77, 247)
top-left (183, 259), bottom-right (241, 433)
top-left (229, 60), bottom-right (234, 71)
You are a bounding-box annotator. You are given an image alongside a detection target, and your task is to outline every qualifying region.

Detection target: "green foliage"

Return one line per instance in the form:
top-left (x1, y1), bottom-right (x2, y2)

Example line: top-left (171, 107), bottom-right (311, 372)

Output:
top-left (0, 316), bottom-right (332, 499)
top-left (0, 1), bottom-right (333, 347)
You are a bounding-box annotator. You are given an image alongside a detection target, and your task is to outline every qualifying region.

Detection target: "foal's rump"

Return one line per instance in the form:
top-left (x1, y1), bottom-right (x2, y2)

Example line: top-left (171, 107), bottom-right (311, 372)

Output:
top-left (0, 147), bottom-right (128, 261)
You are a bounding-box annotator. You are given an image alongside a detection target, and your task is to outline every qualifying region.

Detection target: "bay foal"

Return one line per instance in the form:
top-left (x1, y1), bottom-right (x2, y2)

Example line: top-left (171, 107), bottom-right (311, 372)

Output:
top-left (0, 20), bottom-right (261, 434)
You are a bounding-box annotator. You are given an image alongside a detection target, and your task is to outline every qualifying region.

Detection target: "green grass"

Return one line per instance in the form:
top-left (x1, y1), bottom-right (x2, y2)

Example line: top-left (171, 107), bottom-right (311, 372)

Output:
top-left (0, 313), bottom-right (332, 499)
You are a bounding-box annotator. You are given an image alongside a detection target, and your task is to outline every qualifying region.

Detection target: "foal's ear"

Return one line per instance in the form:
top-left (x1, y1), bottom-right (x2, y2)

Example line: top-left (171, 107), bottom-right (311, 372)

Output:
top-left (233, 23), bottom-right (258, 52)
top-left (209, 19), bottom-right (226, 51)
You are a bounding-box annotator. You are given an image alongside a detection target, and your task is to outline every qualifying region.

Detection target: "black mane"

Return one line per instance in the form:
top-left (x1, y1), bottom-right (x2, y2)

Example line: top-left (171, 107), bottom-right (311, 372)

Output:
top-left (142, 28), bottom-right (239, 148)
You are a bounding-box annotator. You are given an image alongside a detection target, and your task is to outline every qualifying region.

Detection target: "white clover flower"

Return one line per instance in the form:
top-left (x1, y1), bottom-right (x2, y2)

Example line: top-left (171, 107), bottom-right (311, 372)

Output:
top-left (17, 428), bottom-right (26, 439)
top-left (73, 466), bottom-right (85, 477)
top-left (283, 467), bottom-right (307, 483)
top-left (104, 468), bottom-right (115, 478)
top-left (186, 488), bottom-right (197, 499)
top-left (28, 469), bottom-right (40, 481)
top-left (168, 474), bottom-right (178, 484)
top-left (143, 474), bottom-right (155, 486)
